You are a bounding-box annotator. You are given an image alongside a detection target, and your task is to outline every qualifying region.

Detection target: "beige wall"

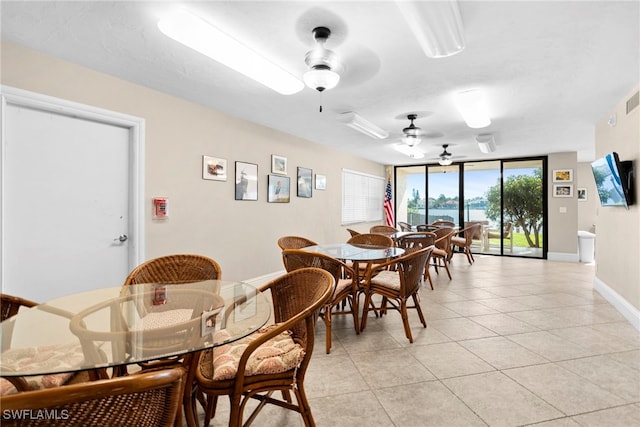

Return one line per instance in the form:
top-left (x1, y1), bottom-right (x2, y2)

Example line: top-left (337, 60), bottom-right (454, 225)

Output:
top-left (1, 41), bottom-right (384, 282)
top-left (547, 152), bottom-right (579, 259)
top-left (576, 162), bottom-right (598, 233)
top-left (593, 84), bottom-right (640, 315)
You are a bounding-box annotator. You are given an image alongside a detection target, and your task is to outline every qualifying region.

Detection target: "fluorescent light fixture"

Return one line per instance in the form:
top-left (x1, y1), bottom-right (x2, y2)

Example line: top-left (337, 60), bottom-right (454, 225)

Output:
top-left (396, 0), bottom-right (465, 58)
top-left (438, 157), bottom-right (453, 166)
top-left (339, 112), bottom-right (389, 139)
top-left (476, 134), bottom-right (496, 153)
top-left (158, 9), bottom-right (304, 95)
top-left (454, 89), bottom-right (491, 128)
top-left (394, 144), bottom-right (424, 159)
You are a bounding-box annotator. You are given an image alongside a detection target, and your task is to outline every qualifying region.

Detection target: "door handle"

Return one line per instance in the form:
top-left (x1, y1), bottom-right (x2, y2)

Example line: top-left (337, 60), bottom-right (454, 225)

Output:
top-left (114, 234), bottom-right (128, 243)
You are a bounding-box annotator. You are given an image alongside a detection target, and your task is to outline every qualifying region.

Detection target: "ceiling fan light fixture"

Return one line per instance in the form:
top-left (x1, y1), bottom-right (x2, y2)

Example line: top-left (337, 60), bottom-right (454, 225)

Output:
top-left (339, 112), bottom-right (389, 139)
top-left (401, 114), bottom-right (422, 146)
top-left (303, 67), bottom-right (340, 92)
top-left (401, 135), bottom-right (422, 147)
top-left (396, 0), bottom-right (465, 58)
top-left (304, 27), bottom-right (341, 92)
top-left (394, 144), bottom-right (424, 159)
top-left (157, 9), bottom-right (303, 95)
top-left (438, 157), bottom-right (453, 166)
top-left (454, 89), bottom-right (491, 128)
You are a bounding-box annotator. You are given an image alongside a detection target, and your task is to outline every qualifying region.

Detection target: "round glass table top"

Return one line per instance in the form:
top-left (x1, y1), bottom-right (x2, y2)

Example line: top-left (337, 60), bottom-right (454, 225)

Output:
top-left (0, 280), bottom-right (270, 376)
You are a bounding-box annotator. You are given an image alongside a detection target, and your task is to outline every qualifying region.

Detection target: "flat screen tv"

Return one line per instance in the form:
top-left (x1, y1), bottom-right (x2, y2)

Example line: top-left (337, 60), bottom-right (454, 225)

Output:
top-left (590, 152), bottom-right (634, 208)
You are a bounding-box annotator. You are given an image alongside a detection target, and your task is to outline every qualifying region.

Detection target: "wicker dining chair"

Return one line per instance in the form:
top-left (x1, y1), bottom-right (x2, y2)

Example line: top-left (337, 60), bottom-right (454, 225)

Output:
top-left (121, 253), bottom-right (222, 422)
top-left (369, 225), bottom-right (398, 235)
top-left (347, 233), bottom-right (394, 248)
top-left (451, 223), bottom-right (481, 264)
top-left (431, 228), bottom-right (454, 280)
top-left (193, 268), bottom-right (333, 427)
top-left (123, 254), bottom-right (222, 286)
top-left (0, 293), bottom-right (101, 396)
top-left (346, 228), bottom-right (361, 238)
top-left (431, 220), bottom-right (456, 227)
top-left (281, 249), bottom-right (359, 353)
top-left (416, 224), bottom-right (440, 232)
top-left (1, 293), bottom-right (37, 322)
top-left (397, 221), bottom-right (413, 231)
top-left (0, 367), bottom-right (186, 427)
top-left (395, 232), bottom-right (436, 289)
top-left (360, 246), bottom-right (434, 343)
top-left (277, 236), bottom-right (318, 251)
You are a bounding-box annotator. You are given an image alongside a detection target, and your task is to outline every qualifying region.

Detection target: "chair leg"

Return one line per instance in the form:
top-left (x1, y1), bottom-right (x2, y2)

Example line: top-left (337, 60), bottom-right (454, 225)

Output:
top-left (360, 292), bottom-right (372, 332)
top-left (324, 307), bottom-right (332, 354)
top-left (465, 248), bottom-right (473, 264)
top-left (413, 293), bottom-right (427, 327)
top-left (399, 299), bottom-right (413, 343)
top-left (350, 294), bottom-right (360, 335)
top-left (229, 394), bottom-right (243, 427)
top-left (294, 383), bottom-right (316, 427)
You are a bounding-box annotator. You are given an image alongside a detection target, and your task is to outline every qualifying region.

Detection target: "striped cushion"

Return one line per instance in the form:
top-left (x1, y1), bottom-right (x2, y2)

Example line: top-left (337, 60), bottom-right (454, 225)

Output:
top-left (211, 325), bottom-right (304, 381)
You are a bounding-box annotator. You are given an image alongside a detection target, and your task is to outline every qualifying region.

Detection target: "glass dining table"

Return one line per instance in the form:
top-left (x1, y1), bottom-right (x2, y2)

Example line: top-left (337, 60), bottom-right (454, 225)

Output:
top-left (301, 243), bottom-right (405, 268)
top-left (0, 280), bottom-right (271, 378)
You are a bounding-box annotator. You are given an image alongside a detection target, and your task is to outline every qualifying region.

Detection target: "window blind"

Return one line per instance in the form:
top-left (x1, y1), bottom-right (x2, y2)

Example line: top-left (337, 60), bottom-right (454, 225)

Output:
top-left (342, 169), bottom-right (384, 225)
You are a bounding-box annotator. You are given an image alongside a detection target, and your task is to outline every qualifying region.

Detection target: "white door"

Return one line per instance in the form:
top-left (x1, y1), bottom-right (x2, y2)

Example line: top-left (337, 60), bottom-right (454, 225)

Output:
top-left (1, 87), bottom-right (144, 302)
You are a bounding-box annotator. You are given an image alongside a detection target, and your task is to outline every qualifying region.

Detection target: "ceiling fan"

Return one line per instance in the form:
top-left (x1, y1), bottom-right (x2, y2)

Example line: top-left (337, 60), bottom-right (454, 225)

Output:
top-left (437, 144), bottom-right (454, 165)
top-left (401, 114), bottom-right (422, 147)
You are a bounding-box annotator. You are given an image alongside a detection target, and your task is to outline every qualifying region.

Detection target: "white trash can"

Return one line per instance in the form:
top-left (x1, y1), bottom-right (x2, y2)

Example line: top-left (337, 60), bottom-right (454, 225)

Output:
top-left (577, 231), bottom-right (596, 263)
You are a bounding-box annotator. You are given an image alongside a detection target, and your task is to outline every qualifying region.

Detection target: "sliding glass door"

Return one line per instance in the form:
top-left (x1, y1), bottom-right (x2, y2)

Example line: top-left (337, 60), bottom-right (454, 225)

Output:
top-left (396, 166), bottom-right (426, 225)
top-left (394, 157), bottom-right (546, 259)
top-left (427, 164), bottom-right (459, 225)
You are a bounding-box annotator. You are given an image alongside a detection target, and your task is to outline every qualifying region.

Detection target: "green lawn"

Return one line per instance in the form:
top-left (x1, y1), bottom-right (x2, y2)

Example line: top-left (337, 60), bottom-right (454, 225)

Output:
top-left (488, 232), bottom-right (543, 248)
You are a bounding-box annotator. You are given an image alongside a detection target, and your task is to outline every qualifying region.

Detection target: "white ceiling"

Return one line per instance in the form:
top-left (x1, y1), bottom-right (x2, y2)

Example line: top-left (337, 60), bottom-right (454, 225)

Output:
top-left (2, 1), bottom-right (638, 165)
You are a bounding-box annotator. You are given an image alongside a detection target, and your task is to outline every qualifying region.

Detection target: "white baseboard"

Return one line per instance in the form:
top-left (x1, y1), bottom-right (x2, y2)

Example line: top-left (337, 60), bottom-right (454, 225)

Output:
top-left (547, 252), bottom-right (580, 262)
top-left (593, 276), bottom-right (640, 331)
top-left (242, 270), bottom-right (286, 287)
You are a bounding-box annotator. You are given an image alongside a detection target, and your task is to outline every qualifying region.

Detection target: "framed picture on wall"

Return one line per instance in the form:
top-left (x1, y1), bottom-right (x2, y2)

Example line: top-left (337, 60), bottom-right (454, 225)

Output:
top-left (315, 174), bottom-right (326, 190)
top-left (553, 169), bottom-right (573, 182)
top-left (235, 161), bottom-right (258, 201)
top-left (297, 167), bottom-right (312, 198)
top-left (553, 184), bottom-right (573, 197)
top-left (271, 155), bottom-right (287, 175)
top-left (202, 156), bottom-right (227, 181)
top-left (268, 174), bottom-right (290, 203)
top-left (577, 187), bottom-right (587, 201)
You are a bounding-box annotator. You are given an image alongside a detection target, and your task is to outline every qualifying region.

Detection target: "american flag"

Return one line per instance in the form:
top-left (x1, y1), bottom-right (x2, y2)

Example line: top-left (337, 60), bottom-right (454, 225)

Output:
top-left (383, 175), bottom-right (394, 226)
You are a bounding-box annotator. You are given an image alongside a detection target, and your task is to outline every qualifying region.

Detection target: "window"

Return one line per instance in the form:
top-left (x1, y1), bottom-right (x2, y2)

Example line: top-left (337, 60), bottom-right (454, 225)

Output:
top-left (342, 169), bottom-right (384, 224)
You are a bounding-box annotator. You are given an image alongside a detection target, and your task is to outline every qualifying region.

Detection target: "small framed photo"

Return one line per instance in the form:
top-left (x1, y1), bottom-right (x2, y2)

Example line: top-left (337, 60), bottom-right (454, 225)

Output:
top-left (271, 155), bottom-right (287, 175)
top-left (553, 169), bottom-right (573, 182)
top-left (577, 187), bottom-right (587, 201)
top-left (202, 156), bottom-right (227, 181)
top-left (235, 161), bottom-right (258, 201)
top-left (297, 167), bottom-right (313, 198)
top-left (268, 175), bottom-right (290, 203)
top-left (315, 174), bottom-right (326, 190)
top-left (553, 184), bottom-right (573, 198)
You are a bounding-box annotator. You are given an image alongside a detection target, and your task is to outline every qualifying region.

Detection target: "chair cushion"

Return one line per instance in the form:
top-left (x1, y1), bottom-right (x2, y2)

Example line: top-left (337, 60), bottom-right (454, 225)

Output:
top-left (451, 236), bottom-right (465, 246)
top-left (432, 248), bottom-right (448, 257)
top-left (211, 325), bottom-right (304, 381)
top-left (334, 278), bottom-right (353, 297)
top-left (0, 342), bottom-right (84, 395)
top-left (370, 270), bottom-right (401, 291)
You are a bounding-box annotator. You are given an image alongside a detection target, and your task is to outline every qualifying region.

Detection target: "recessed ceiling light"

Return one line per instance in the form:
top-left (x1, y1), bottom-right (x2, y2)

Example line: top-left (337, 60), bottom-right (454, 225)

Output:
top-left (158, 9), bottom-right (304, 95)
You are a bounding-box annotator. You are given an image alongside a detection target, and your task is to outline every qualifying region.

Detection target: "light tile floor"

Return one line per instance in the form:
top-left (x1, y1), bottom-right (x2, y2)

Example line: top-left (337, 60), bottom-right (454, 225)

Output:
top-left (191, 255), bottom-right (640, 426)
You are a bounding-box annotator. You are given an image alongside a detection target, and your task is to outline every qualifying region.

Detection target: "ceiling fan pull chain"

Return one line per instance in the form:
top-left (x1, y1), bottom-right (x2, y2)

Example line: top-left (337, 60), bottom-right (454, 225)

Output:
top-left (319, 91), bottom-right (323, 113)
